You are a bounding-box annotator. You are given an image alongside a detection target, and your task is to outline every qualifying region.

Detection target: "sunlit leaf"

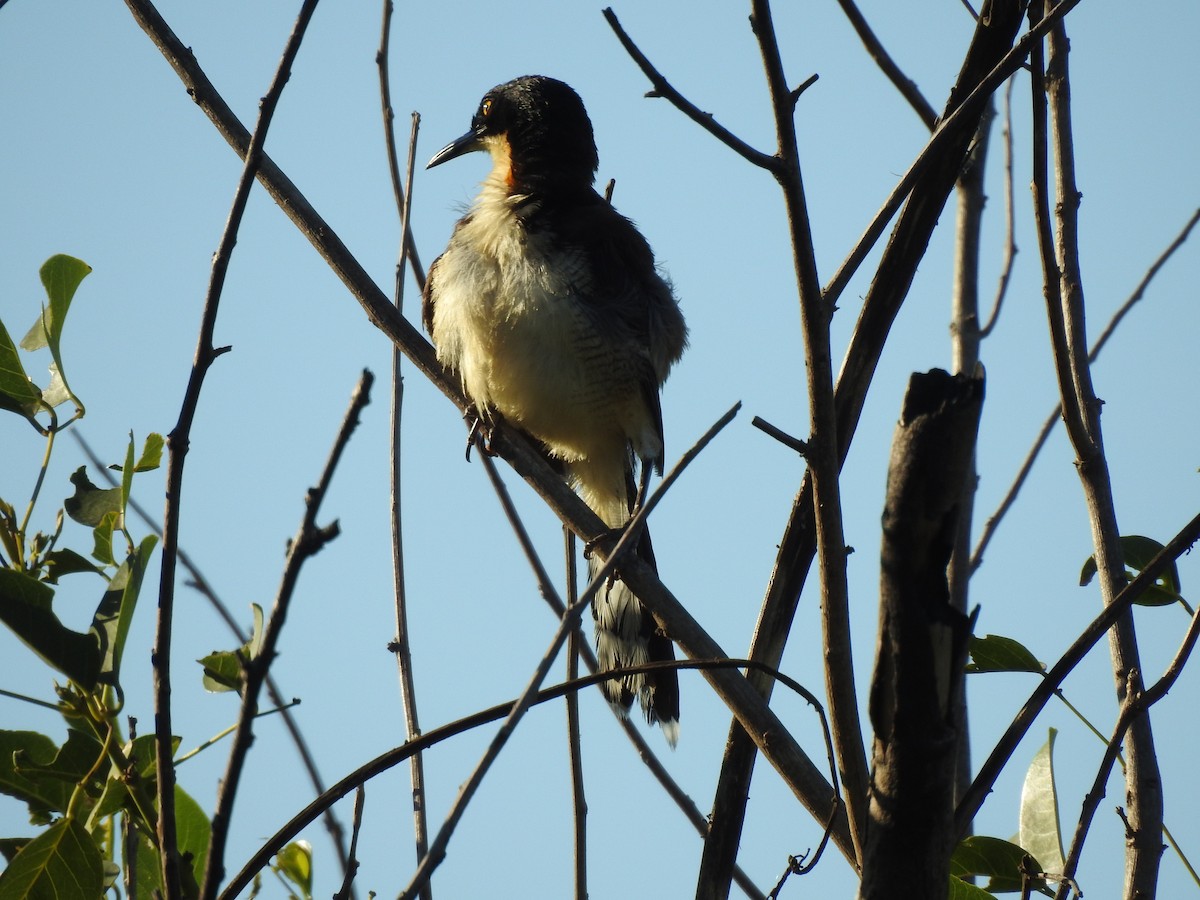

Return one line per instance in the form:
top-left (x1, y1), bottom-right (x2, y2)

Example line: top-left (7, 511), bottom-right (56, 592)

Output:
top-left (1020, 729), bottom-right (1065, 876)
top-left (274, 840), bottom-right (313, 900)
top-left (966, 635), bottom-right (1044, 674)
top-left (63, 467), bottom-right (121, 529)
top-left (198, 604), bottom-right (264, 694)
top-left (92, 535), bottom-right (158, 685)
top-left (19, 255), bottom-right (92, 418)
top-left (0, 817), bottom-right (103, 900)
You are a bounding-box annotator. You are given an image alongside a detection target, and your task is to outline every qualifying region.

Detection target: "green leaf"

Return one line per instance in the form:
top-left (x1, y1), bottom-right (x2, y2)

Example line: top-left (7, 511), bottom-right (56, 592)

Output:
top-left (63, 467), bottom-right (121, 529)
top-left (0, 817), bottom-right (104, 900)
top-left (0, 569), bottom-right (101, 689)
top-left (92, 535), bottom-right (158, 685)
top-left (19, 255), bottom-right (92, 417)
top-left (1079, 535), bottom-right (1184, 607)
top-left (966, 635), bottom-right (1045, 674)
top-left (111, 432), bottom-right (165, 474)
top-left (0, 731), bottom-right (73, 825)
top-left (273, 840), bottom-right (313, 900)
top-left (42, 548), bottom-right (106, 585)
top-left (1020, 729), bottom-right (1065, 877)
top-left (91, 511), bottom-right (118, 567)
top-left (947, 874), bottom-right (999, 899)
top-left (952, 835), bottom-right (1044, 893)
top-left (0, 317), bottom-right (43, 420)
top-left (199, 604), bottom-right (265, 694)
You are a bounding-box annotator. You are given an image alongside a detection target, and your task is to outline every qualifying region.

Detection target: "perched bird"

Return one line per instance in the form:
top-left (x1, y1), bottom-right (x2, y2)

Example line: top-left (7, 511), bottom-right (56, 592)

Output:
top-left (423, 75), bottom-right (687, 743)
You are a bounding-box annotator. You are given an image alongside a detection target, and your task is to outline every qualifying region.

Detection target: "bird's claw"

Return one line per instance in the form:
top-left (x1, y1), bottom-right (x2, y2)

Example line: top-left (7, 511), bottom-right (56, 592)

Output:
top-left (464, 411), bottom-right (498, 461)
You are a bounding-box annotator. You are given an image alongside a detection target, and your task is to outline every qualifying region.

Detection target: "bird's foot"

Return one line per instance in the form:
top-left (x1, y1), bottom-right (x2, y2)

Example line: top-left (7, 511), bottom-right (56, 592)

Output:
top-left (463, 409), bottom-right (499, 461)
top-left (583, 526), bottom-right (624, 562)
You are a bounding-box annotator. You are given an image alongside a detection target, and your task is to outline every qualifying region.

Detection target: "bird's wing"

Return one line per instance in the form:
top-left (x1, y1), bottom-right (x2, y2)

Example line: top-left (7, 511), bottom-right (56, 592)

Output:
top-left (421, 253), bottom-right (442, 336)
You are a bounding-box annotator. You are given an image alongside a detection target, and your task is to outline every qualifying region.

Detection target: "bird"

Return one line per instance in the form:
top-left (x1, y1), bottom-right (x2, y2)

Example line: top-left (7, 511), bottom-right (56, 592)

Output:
top-left (422, 75), bottom-right (687, 744)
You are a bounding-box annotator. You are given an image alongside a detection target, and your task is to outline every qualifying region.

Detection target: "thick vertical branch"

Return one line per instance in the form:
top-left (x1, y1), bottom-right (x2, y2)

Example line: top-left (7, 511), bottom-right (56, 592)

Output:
top-left (749, 0), bottom-right (868, 866)
top-left (1030, 10), bottom-right (1163, 897)
top-left (860, 369), bottom-right (983, 900)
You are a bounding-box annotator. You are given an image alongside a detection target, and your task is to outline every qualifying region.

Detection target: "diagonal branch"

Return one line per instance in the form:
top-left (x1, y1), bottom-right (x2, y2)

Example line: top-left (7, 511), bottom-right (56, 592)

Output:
top-left (833, 0), bottom-right (937, 129)
top-left (124, 0), bottom-right (854, 864)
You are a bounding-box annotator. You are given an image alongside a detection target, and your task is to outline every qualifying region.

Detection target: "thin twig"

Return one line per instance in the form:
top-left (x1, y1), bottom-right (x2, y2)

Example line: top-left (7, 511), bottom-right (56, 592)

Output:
top-left (332, 787), bottom-right (365, 900)
top-left (833, 0), bottom-right (937, 129)
top-left (376, 0), bottom-right (425, 292)
top-left (564, 529), bottom-right (587, 900)
top-left (150, 3), bottom-right (322, 897)
top-left (602, 8), bottom-right (776, 170)
top-left (978, 77), bottom-right (1019, 338)
top-left (955, 509), bottom-right (1200, 836)
top-left (970, 204), bottom-right (1200, 571)
top-left (72, 429), bottom-right (357, 884)
top-left (380, 2), bottom-right (431, 883)
top-left (219, 656), bottom-right (827, 900)
top-left (202, 368), bottom-right (372, 899)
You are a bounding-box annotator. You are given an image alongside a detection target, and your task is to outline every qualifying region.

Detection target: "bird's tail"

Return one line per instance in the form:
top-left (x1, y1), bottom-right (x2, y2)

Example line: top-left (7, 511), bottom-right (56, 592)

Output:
top-left (572, 453), bottom-right (679, 746)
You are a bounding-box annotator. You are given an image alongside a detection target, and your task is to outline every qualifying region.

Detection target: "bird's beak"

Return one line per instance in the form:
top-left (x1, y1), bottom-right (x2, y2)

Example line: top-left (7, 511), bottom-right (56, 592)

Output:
top-left (427, 127), bottom-right (485, 169)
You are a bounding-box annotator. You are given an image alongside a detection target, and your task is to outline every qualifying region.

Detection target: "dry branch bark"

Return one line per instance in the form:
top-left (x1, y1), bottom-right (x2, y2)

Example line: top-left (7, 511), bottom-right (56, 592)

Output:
top-left (859, 369), bottom-right (984, 900)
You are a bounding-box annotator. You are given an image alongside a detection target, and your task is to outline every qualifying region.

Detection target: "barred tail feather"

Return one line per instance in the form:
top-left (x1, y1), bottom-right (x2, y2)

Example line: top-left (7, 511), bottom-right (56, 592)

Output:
top-left (573, 455), bottom-right (679, 745)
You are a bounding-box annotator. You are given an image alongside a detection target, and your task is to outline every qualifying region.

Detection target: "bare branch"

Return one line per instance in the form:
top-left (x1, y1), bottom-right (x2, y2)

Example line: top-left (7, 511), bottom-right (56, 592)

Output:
top-left (564, 531), bottom-right (588, 900)
top-left (219, 655), bottom-right (832, 900)
top-left (331, 787), bottom-right (365, 900)
top-left (978, 77), bottom-right (1019, 338)
top-left (833, 0), bottom-right (938, 129)
top-left (602, 7), bottom-right (777, 170)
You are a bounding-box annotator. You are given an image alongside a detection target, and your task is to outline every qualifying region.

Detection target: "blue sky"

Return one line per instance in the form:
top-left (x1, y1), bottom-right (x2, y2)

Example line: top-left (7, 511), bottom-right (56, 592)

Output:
top-left (2, 1), bottom-right (1198, 897)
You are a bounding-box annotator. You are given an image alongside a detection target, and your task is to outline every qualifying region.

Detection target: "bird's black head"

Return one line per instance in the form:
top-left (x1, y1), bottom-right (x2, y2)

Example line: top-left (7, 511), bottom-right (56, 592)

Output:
top-left (427, 75), bottom-right (598, 192)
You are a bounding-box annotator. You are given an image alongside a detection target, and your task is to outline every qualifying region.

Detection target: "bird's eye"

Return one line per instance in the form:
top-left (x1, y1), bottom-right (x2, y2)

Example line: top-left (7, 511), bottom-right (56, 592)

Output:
top-left (480, 98), bottom-right (493, 118)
